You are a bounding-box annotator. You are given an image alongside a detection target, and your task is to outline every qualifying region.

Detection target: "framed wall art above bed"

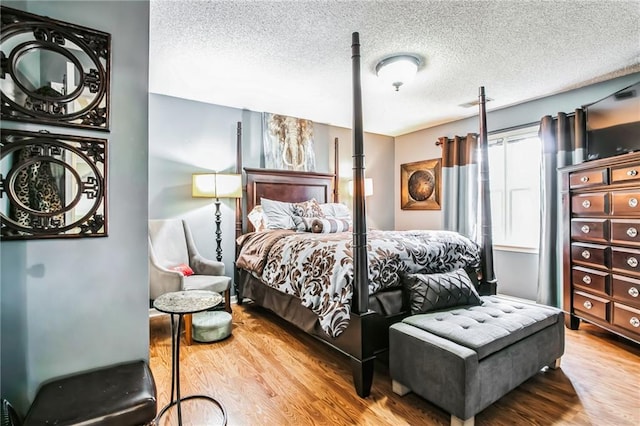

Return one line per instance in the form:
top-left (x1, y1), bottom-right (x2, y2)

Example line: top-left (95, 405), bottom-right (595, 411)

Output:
top-left (400, 158), bottom-right (441, 210)
top-left (262, 112), bottom-right (316, 171)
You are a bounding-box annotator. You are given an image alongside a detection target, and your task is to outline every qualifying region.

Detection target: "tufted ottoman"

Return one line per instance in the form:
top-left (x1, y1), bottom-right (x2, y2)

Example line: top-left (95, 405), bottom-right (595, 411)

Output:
top-left (390, 295), bottom-right (564, 426)
top-left (192, 310), bottom-right (232, 342)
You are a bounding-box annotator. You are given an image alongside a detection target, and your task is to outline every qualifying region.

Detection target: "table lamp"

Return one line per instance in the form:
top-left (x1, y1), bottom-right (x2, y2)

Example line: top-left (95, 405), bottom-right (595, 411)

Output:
top-left (348, 178), bottom-right (374, 197)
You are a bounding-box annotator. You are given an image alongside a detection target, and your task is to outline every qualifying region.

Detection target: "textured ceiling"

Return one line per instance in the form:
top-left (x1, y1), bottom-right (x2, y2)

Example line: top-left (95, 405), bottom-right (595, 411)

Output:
top-left (149, 0), bottom-right (640, 136)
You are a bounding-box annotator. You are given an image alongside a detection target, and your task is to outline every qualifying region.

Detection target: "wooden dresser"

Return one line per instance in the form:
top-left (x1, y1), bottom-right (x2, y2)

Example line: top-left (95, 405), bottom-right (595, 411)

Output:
top-left (560, 151), bottom-right (640, 343)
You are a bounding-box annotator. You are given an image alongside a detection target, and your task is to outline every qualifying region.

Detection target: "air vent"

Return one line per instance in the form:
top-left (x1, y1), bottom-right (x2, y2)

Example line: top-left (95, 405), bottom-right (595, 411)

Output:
top-left (614, 89), bottom-right (636, 100)
top-left (459, 97), bottom-right (493, 108)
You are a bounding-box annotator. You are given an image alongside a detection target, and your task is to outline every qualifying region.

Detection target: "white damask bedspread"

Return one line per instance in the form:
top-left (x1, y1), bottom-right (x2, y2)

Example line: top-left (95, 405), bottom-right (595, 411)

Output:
top-left (236, 229), bottom-right (480, 337)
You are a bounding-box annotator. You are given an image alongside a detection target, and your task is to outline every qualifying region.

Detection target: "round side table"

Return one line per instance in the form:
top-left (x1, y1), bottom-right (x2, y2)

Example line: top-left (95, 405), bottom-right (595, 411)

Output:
top-left (153, 290), bottom-right (227, 425)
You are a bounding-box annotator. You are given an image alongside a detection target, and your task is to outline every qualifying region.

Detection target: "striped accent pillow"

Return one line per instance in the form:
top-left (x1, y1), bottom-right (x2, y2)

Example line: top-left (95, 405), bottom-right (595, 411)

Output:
top-left (302, 217), bottom-right (350, 233)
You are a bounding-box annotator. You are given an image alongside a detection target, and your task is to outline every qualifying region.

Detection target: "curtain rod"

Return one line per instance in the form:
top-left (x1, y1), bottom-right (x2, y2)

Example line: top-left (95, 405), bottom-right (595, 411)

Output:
top-left (434, 113), bottom-right (578, 147)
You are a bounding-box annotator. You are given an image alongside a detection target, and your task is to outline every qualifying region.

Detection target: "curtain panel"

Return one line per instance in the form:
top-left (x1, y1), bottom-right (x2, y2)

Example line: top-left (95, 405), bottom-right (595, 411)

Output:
top-left (440, 134), bottom-right (479, 240)
top-left (537, 109), bottom-right (586, 307)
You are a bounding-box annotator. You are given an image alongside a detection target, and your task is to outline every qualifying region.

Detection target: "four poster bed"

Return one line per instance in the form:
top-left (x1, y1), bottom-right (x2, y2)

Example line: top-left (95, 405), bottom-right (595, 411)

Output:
top-left (234, 33), bottom-right (496, 398)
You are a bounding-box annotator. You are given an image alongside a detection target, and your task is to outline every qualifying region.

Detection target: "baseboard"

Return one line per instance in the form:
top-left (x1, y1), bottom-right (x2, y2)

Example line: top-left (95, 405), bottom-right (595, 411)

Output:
top-left (495, 293), bottom-right (536, 304)
top-left (148, 307), bottom-right (164, 318)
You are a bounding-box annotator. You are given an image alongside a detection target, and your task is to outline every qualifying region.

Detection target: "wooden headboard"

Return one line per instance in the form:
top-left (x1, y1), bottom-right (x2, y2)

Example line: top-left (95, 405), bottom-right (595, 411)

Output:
top-left (243, 167), bottom-right (337, 232)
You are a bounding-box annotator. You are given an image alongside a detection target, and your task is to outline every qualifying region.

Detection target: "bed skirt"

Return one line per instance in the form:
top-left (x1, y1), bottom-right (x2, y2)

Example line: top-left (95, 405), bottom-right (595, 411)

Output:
top-left (237, 268), bottom-right (408, 358)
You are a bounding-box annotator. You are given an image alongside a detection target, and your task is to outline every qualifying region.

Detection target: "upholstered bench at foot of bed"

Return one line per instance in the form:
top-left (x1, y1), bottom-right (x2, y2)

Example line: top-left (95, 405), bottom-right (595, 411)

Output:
top-left (24, 360), bottom-right (157, 426)
top-left (389, 295), bottom-right (565, 426)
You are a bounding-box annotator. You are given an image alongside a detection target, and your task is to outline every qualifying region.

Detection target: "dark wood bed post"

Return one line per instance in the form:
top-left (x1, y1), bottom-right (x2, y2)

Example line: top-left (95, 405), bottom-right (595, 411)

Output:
top-left (351, 32), bottom-right (368, 314)
top-left (478, 87), bottom-right (498, 295)
top-left (350, 31), bottom-right (376, 398)
top-left (236, 121), bottom-right (243, 238)
top-left (234, 121), bottom-right (243, 301)
top-left (334, 137), bottom-right (340, 202)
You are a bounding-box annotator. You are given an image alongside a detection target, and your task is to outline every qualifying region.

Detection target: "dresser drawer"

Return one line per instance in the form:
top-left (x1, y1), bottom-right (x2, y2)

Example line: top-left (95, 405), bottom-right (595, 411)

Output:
top-left (571, 218), bottom-right (608, 243)
top-left (571, 242), bottom-right (609, 269)
top-left (569, 169), bottom-right (607, 189)
top-left (612, 303), bottom-right (640, 337)
top-left (611, 191), bottom-right (640, 216)
top-left (573, 291), bottom-right (609, 321)
top-left (611, 274), bottom-right (640, 308)
top-left (610, 219), bottom-right (640, 246)
top-left (572, 266), bottom-right (608, 294)
top-left (611, 247), bottom-right (640, 276)
top-left (572, 193), bottom-right (608, 215)
top-left (611, 162), bottom-right (640, 184)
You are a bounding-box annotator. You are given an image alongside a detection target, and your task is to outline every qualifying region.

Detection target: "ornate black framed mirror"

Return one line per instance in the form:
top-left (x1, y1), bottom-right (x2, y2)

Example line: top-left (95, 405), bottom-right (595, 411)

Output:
top-left (1, 129), bottom-right (107, 240)
top-left (0, 6), bottom-right (111, 130)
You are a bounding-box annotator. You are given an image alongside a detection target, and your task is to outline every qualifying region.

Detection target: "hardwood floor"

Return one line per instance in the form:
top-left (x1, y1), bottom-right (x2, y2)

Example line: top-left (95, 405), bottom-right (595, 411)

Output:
top-left (149, 304), bottom-right (640, 426)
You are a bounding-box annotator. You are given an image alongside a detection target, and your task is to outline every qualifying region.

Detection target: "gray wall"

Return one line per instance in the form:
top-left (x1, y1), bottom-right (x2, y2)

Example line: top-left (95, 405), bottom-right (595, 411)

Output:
top-left (0, 1), bottom-right (150, 413)
top-left (148, 94), bottom-right (250, 279)
top-left (395, 72), bottom-right (640, 300)
top-left (331, 126), bottom-right (395, 230)
top-left (148, 96), bottom-right (395, 284)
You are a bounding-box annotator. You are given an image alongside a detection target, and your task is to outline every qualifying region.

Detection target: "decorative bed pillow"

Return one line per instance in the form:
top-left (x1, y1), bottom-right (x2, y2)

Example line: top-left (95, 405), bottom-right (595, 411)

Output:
top-left (405, 269), bottom-right (481, 315)
top-left (261, 198), bottom-right (297, 230)
top-left (291, 216), bottom-right (309, 232)
top-left (292, 198), bottom-right (324, 218)
top-left (169, 263), bottom-right (194, 276)
top-left (319, 202), bottom-right (351, 220)
top-left (247, 205), bottom-right (267, 231)
top-left (302, 217), bottom-right (350, 233)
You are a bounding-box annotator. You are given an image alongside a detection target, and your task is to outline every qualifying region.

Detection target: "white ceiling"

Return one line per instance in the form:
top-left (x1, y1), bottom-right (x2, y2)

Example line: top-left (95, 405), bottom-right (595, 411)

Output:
top-left (149, 0), bottom-right (640, 137)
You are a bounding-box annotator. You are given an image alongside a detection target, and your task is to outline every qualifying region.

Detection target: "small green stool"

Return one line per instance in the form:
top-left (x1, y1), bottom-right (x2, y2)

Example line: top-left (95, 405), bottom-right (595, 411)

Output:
top-left (192, 311), bottom-right (232, 342)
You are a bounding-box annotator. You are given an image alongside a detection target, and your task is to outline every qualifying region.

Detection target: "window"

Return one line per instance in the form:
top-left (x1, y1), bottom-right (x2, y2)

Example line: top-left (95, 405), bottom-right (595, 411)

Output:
top-left (488, 125), bottom-right (541, 251)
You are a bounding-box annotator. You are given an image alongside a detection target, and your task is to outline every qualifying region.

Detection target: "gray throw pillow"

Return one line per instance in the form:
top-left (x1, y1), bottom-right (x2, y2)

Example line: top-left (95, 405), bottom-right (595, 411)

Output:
top-left (405, 269), bottom-right (481, 315)
top-left (261, 198), bottom-right (296, 230)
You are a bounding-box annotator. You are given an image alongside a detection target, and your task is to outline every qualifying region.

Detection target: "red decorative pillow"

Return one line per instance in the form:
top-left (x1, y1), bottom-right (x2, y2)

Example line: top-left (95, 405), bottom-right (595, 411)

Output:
top-left (169, 263), bottom-right (194, 276)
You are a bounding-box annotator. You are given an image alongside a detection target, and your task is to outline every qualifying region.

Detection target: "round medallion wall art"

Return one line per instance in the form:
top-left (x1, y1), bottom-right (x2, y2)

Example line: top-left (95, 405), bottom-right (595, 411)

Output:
top-left (400, 158), bottom-right (442, 210)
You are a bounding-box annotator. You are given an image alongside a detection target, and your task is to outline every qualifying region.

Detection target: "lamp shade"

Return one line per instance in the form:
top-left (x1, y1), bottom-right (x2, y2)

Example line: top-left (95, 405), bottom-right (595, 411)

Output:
top-left (192, 173), bottom-right (242, 198)
top-left (348, 178), bottom-right (373, 197)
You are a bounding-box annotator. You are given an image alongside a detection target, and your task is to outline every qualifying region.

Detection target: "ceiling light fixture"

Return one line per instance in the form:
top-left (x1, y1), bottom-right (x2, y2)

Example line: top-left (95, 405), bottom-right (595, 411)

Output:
top-left (375, 55), bottom-right (420, 91)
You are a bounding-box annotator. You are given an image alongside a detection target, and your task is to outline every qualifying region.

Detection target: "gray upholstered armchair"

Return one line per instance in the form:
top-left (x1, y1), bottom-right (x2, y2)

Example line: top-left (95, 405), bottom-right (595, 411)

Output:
top-left (148, 219), bottom-right (231, 345)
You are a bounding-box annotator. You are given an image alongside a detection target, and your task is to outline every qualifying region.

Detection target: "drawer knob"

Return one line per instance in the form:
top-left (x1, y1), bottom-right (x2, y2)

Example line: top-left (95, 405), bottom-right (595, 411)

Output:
top-left (582, 200), bottom-right (591, 208)
top-left (580, 176), bottom-right (589, 183)
top-left (581, 250), bottom-right (591, 259)
top-left (628, 169), bottom-right (638, 177)
top-left (631, 317), bottom-right (640, 328)
top-left (627, 227), bottom-right (638, 238)
top-left (582, 275), bottom-right (592, 284)
top-left (581, 225), bottom-right (590, 233)
top-left (629, 287), bottom-right (639, 298)
top-left (630, 198), bottom-right (639, 208)
top-left (628, 257), bottom-right (639, 268)
top-left (583, 300), bottom-right (593, 309)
